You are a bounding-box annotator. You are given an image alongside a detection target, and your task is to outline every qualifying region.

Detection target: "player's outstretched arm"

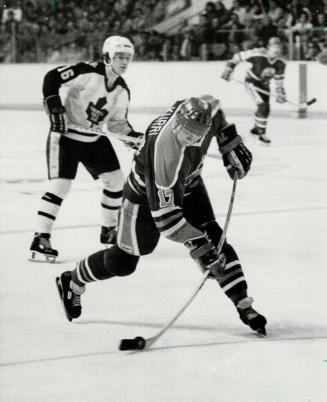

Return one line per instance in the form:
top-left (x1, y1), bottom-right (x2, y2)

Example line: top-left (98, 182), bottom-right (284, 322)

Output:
top-left (216, 124), bottom-right (252, 179)
top-left (221, 52), bottom-right (242, 81)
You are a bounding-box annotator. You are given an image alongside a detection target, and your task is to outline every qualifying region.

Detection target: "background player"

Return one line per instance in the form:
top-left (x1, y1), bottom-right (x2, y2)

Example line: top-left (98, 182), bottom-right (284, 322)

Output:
top-left (55, 96), bottom-right (267, 336)
top-left (29, 36), bottom-right (143, 262)
top-left (221, 37), bottom-right (287, 144)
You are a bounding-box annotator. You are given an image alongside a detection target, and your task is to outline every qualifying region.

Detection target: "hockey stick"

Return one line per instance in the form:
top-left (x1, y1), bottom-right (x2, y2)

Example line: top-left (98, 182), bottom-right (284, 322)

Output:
top-left (119, 174), bottom-right (238, 351)
top-left (233, 79), bottom-right (317, 108)
top-left (68, 123), bottom-right (142, 146)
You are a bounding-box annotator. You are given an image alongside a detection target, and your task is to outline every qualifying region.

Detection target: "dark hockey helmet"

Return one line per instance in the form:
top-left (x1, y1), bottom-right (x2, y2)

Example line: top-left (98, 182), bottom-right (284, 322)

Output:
top-left (175, 97), bottom-right (212, 137)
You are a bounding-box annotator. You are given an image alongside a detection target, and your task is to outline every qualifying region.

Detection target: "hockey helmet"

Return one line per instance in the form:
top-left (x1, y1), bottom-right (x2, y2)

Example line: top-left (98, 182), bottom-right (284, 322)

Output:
top-left (175, 97), bottom-right (212, 137)
top-left (103, 36), bottom-right (134, 64)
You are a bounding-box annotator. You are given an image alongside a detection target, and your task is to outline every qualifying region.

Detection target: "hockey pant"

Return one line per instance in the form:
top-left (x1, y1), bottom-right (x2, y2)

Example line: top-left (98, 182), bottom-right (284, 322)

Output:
top-left (35, 133), bottom-right (123, 233)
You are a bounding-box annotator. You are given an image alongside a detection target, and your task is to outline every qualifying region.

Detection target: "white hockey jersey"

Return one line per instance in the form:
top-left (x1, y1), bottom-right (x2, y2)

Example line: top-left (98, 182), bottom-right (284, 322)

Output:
top-left (43, 61), bottom-right (133, 142)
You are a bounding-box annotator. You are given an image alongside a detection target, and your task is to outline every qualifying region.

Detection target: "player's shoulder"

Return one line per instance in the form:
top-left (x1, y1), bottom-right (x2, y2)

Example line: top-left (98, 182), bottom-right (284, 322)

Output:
top-left (240, 47), bottom-right (267, 61)
top-left (154, 125), bottom-right (185, 189)
top-left (247, 47), bottom-right (267, 57)
top-left (63, 60), bottom-right (107, 76)
top-left (274, 57), bottom-right (286, 65)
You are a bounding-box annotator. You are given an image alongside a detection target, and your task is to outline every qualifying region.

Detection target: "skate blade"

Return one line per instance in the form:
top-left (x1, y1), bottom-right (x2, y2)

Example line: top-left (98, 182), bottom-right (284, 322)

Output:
top-left (55, 277), bottom-right (72, 322)
top-left (29, 251), bottom-right (57, 263)
top-left (256, 327), bottom-right (267, 336)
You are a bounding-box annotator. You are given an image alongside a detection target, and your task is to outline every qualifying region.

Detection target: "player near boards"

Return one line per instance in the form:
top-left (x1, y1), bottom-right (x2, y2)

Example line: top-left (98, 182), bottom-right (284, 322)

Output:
top-left (221, 36), bottom-right (287, 144)
top-left (29, 36), bottom-right (143, 262)
top-left (56, 95), bottom-right (267, 335)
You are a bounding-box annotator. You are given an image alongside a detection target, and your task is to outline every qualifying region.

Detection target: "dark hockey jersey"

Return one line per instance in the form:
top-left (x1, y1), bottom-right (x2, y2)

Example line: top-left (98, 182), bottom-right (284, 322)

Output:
top-left (124, 96), bottom-right (228, 244)
top-left (232, 47), bottom-right (286, 87)
top-left (43, 61), bottom-right (133, 142)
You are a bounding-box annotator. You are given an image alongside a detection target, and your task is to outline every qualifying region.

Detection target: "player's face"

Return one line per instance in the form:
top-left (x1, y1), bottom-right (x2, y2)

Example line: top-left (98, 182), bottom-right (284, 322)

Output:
top-left (111, 52), bottom-right (133, 74)
top-left (174, 124), bottom-right (204, 146)
top-left (268, 45), bottom-right (281, 59)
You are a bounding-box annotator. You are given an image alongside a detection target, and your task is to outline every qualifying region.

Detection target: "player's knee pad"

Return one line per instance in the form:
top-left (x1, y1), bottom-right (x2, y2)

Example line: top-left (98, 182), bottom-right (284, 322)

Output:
top-left (256, 102), bottom-right (270, 118)
top-left (48, 178), bottom-right (72, 199)
top-left (99, 169), bottom-right (124, 192)
top-left (104, 245), bottom-right (139, 276)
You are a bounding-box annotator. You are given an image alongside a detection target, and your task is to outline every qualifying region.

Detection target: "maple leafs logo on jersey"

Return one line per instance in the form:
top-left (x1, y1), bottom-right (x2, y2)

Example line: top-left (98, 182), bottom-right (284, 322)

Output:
top-left (86, 97), bottom-right (108, 126)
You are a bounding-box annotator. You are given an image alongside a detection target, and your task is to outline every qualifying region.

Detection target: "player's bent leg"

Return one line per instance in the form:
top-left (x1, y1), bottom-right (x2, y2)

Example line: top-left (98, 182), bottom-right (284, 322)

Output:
top-left (75, 246), bottom-right (139, 284)
top-left (56, 198), bottom-right (160, 321)
top-left (30, 178), bottom-right (72, 262)
top-left (99, 170), bottom-right (124, 245)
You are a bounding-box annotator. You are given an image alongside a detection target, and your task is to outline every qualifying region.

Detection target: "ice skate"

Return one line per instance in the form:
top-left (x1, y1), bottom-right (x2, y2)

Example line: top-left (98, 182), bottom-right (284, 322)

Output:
top-left (100, 226), bottom-right (117, 246)
top-left (259, 134), bottom-right (271, 144)
top-left (237, 297), bottom-right (267, 335)
top-left (56, 271), bottom-right (85, 321)
top-left (29, 232), bottom-right (58, 263)
top-left (250, 127), bottom-right (271, 144)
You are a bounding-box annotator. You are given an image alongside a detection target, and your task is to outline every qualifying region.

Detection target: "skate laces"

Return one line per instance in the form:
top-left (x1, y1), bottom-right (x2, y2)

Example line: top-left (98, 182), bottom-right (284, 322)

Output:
top-left (70, 281), bottom-right (85, 296)
top-left (69, 281), bottom-right (85, 308)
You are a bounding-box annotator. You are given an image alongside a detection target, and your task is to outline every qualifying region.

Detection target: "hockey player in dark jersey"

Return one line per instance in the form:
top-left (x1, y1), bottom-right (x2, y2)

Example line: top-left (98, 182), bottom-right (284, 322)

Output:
top-left (55, 96), bottom-right (267, 335)
top-left (29, 36), bottom-right (143, 262)
top-left (221, 37), bottom-right (287, 144)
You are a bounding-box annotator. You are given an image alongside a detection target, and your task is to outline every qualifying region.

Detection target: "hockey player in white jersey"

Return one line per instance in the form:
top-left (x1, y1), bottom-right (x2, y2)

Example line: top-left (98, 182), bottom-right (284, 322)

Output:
top-left (30, 36), bottom-right (143, 262)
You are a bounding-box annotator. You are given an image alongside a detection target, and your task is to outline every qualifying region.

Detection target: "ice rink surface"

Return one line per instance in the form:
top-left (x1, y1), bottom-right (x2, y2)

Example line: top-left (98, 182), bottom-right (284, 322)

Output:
top-left (0, 110), bottom-right (326, 402)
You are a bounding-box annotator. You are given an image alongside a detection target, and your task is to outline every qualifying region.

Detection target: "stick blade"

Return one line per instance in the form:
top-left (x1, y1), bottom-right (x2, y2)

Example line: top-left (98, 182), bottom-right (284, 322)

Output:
top-left (119, 336), bottom-right (146, 351)
top-left (307, 98), bottom-right (317, 106)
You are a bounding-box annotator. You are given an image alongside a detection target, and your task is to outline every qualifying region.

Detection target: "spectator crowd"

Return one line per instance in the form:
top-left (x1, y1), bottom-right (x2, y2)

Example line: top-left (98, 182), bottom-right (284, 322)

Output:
top-left (1, 0), bottom-right (326, 63)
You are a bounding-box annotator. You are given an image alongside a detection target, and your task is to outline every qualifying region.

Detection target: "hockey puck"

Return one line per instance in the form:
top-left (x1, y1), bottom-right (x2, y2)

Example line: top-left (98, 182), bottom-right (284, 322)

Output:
top-left (119, 336), bottom-right (146, 351)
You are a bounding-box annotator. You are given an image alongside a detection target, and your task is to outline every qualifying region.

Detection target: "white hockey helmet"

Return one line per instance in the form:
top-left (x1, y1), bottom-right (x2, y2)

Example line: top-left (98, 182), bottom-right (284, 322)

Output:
top-left (102, 36), bottom-right (134, 64)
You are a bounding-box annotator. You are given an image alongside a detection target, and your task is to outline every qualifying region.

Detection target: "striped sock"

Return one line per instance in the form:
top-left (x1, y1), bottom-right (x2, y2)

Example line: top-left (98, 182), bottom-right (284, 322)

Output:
top-left (101, 189), bottom-right (123, 227)
top-left (36, 192), bottom-right (63, 233)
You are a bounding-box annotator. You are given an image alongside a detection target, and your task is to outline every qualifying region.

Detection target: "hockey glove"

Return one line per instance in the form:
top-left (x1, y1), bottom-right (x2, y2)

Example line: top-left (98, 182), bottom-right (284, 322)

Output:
top-left (185, 235), bottom-right (225, 278)
top-left (44, 95), bottom-right (66, 133)
top-left (276, 87), bottom-right (287, 104)
top-left (221, 61), bottom-right (235, 82)
top-left (217, 124), bottom-right (252, 179)
top-left (120, 131), bottom-right (144, 151)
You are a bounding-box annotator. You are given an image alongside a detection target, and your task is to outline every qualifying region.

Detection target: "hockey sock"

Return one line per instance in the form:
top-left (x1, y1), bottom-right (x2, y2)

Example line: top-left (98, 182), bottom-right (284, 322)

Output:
top-left (35, 178), bottom-right (71, 233)
top-left (101, 189), bottom-right (123, 227)
top-left (35, 192), bottom-right (63, 233)
top-left (215, 243), bottom-right (248, 304)
top-left (254, 102), bottom-right (269, 133)
top-left (71, 246), bottom-right (139, 286)
top-left (72, 249), bottom-right (115, 285)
